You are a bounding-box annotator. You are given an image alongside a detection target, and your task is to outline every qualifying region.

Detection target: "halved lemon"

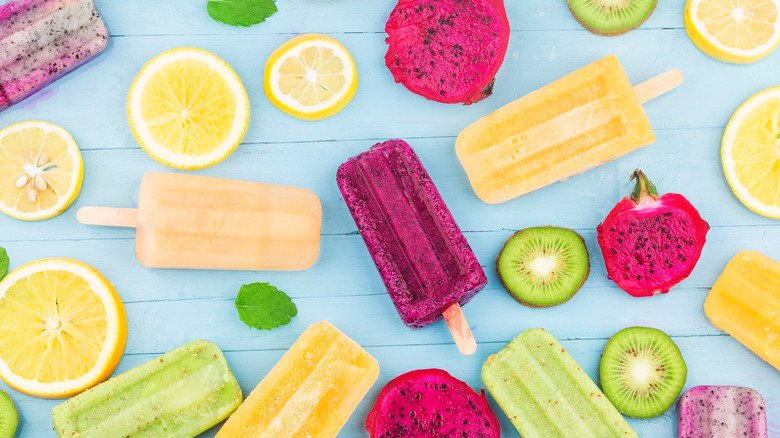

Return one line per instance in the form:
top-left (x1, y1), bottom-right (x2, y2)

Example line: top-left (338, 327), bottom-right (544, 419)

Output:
top-left (723, 86), bottom-right (780, 218)
top-left (265, 34), bottom-right (358, 120)
top-left (0, 259), bottom-right (126, 398)
top-left (685, 0), bottom-right (780, 63)
top-left (0, 121), bottom-right (83, 221)
top-left (128, 47), bottom-right (250, 170)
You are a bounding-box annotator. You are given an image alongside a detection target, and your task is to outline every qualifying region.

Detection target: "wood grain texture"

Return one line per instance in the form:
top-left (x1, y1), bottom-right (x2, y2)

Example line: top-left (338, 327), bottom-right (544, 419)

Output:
top-left (0, 0), bottom-right (778, 437)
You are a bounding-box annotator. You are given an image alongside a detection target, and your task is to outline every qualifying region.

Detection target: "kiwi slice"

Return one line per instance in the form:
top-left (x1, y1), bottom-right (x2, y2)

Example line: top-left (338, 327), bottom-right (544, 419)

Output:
top-left (567, 0), bottom-right (658, 36)
top-left (600, 327), bottom-right (687, 418)
top-left (496, 226), bottom-right (589, 307)
top-left (0, 389), bottom-right (17, 438)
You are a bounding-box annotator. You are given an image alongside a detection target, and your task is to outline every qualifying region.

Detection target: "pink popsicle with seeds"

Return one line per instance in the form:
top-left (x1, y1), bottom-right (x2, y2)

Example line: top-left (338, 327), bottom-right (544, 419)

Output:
top-left (0, 0), bottom-right (109, 111)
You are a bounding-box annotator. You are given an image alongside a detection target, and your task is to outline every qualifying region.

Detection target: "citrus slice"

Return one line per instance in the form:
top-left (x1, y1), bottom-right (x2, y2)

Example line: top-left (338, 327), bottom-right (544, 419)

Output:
top-left (722, 86), bottom-right (780, 218)
top-left (0, 258), bottom-right (127, 398)
top-left (684, 0), bottom-right (780, 63)
top-left (0, 121), bottom-right (83, 221)
top-left (265, 34), bottom-right (358, 120)
top-left (128, 47), bottom-right (250, 170)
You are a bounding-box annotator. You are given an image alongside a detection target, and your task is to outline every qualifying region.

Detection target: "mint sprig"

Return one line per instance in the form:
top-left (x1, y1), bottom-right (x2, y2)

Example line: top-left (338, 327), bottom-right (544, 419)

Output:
top-left (207, 0), bottom-right (278, 27)
top-left (235, 283), bottom-right (297, 331)
top-left (0, 248), bottom-right (7, 281)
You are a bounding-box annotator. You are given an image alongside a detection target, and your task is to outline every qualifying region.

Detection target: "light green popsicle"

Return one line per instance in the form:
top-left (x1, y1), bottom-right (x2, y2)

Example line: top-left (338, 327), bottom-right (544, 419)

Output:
top-left (481, 328), bottom-right (637, 438)
top-left (52, 340), bottom-right (242, 438)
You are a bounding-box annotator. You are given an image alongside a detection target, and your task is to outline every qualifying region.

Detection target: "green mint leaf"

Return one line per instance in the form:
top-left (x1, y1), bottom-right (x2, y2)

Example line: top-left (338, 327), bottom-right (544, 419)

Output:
top-left (207, 0), bottom-right (278, 27)
top-left (0, 248), bottom-right (7, 281)
top-left (235, 283), bottom-right (297, 331)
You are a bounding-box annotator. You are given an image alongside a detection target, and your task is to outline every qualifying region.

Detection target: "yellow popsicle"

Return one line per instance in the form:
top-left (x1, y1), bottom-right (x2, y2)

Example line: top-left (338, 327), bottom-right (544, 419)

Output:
top-left (216, 321), bottom-right (379, 438)
top-left (704, 250), bottom-right (780, 370)
top-left (78, 173), bottom-right (322, 271)
top-left (456, 55), bottom-right (679, 204)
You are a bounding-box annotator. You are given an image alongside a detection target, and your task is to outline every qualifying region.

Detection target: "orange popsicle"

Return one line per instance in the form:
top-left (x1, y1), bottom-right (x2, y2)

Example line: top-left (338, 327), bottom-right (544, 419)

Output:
top-left (456, 55), bottom-right (682, 204)
top-left (216, 321), bottom-right (379, 437)
top-left (705, 250), bottom-right (780, 370)
top-left (78, 173), bottom-right (322, 270)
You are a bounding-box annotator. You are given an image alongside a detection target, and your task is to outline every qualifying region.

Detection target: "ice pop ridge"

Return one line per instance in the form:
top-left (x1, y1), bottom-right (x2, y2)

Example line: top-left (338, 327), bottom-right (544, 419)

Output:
top-left (704, 250), bottom-right (780, 370)
top-left (336, 139), bottom-right (487, 329)
top-left (456, 55), bottom-right (660, 204)
top-left (678, 386), bottom-right (767, 438)
top-left (482, 328), bottom-right (637, 438)
top-left (78, 173), bottom-right (322, 271)
top-left (0, 0), bottom-right (109, 111)
top-left (51, 340), bottom-right (242, 438)
top-left (216, 321), bottom-right (379, 438)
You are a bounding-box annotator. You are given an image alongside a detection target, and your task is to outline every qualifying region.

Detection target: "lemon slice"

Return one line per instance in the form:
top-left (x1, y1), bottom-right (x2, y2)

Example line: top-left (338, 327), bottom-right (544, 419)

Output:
top-left (0, 121), bottom-right (83, 221)
top-left (685, 0), bottom-right (780, 63)
top-left (723, 86), bottom-right (780, 218)
top-left (0, 258), bottom-right (126, 399)
top-left (265, 34), bottom-right (358, 120)
top-left (128, 47), bottom-right (250, 170)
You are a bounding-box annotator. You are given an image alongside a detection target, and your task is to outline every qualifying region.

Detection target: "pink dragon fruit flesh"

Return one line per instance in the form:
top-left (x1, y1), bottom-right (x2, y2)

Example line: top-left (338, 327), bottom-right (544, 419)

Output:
top-left (384, 0), bottom-right (510, 104)
top-left (366, 368), bottom-right (500, 437)
top-left (597, 169), bottom-right (709, 297)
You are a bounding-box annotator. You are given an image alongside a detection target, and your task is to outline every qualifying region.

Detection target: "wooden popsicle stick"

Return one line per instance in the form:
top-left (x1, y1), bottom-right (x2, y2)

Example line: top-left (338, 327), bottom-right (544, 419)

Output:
top-left (77, 207), bottom-right (139, 228)
top-left (633, 69), bottom-right (684, 104)
top-left (442, 303), bottom-right (477, 356)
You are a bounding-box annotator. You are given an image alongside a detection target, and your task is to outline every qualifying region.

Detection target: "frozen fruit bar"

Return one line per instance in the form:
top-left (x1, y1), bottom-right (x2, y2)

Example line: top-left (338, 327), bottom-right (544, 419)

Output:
top-left (78, 173), bottom-right (322, 271)
top-left (0, 0), bottom-right (109, 111)
top-left (456, 55), bottom-right (675, 204)
top-left (678, 386), bottom-right (767, 438)
top-left (52, 340), bottom-right (242, 438)
top-left (336, 139), bottom-right (487, 329)
top-left (482, 328), bottom-right (637, 437)
top-left (704, 250), bottom-right (780, 370)
top-left (216, 321), bottom-right (379, 438)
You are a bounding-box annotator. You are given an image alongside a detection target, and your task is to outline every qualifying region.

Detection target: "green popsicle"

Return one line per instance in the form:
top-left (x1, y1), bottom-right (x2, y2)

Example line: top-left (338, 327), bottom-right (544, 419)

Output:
top-left (481, 328), bottom-right (637, 438)
top-left (52, 340), bottom-right (242, 438)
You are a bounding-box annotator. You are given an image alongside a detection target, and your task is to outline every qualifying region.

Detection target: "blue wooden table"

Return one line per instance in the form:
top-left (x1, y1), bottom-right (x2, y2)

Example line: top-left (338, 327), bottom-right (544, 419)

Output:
top-left (1, 0), bottom-right (778, 436)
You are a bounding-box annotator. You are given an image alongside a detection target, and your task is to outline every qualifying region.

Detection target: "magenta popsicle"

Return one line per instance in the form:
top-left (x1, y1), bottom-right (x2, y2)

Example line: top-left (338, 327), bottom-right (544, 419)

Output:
top-left (678, 386), bottom-right (767, 438)
top-left (337, 139), bottom-right (487, 355)
top-left (0, 0), bottom-right (109, 111)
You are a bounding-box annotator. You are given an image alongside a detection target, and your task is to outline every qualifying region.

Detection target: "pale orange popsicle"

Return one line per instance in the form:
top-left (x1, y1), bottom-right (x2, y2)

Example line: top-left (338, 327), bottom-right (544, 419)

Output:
top-left (705, 250), bottom-right (780, 370)
top-left (77, 173), bottom-right (322, 270)
top-left (456, 55), bottom-right (682, 204)
top-left (216, 321), bottom-right (379, 438)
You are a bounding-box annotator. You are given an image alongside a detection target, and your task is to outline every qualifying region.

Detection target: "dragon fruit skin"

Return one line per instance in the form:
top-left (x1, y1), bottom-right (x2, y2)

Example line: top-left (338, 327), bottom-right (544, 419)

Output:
top-left (385, 0), bottom-right (510, 104)
top-left (597, 170), bottom-right (709, 297)
top-left (366, 369), bottom-right (500, 437)
top-left (678, 386), bottom-right (767, 438)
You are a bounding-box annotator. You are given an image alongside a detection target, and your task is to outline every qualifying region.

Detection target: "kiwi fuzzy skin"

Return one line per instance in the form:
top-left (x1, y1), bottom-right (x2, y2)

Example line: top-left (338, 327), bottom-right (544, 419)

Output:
top-left (566, 0), bottom-right (658, 36)
top-left (496, 226), bottom-right (590, 308)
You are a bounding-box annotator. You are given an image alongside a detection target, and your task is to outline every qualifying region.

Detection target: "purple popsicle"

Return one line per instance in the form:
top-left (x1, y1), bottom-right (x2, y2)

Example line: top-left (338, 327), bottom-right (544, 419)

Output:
top-left (0, 0), bottom-right (109, 111)
top-left (337, 139), bottom-right (487, 354)
top-left (678, 385), bottom-right (767, 438)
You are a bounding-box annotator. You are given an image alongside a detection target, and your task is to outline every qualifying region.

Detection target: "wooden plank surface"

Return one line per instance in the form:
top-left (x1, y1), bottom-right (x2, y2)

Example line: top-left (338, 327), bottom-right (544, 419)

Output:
top-left (0, 0), bottom-right (778, 436)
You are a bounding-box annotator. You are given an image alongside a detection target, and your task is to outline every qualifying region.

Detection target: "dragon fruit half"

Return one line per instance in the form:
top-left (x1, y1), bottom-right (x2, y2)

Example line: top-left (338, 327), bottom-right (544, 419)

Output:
top-left (384, 0), bottom-right (510, 104)
top-left (597, 170), bottom-right (709, 297)
top-left (366, 368), bottom-right (500, 437)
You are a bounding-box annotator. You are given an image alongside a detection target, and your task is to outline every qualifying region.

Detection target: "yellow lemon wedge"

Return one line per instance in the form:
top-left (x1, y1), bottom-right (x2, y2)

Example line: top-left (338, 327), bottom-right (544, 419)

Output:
top-left (0, 258), bottom-right (126, 398)
top-left (0, 121), bottom-right (83, 221)
top-left (685, 0), bottom-right (780, 63)
top-left (264, 34), bottom-right (358, 120)
top-left (723, 86), bottom-right (780, 218)
top-left (127, 47), bottom-right (250, 170)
